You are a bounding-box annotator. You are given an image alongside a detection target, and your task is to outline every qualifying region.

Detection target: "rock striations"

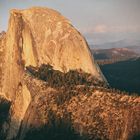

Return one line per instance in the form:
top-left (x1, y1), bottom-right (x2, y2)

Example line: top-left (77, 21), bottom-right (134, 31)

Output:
top-left (1, 7), bottom-right (106, 100)
top-left (0, 7), bottom-right (139, 140)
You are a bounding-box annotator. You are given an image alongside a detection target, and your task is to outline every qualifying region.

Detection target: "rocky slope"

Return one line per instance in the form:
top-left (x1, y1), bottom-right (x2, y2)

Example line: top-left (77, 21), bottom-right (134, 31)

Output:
top-left (14, 71), bottom-right (140, 140)
top-left (2, 66), bottom-right (140, 140)
top-left (0, 7), bottom-right (139, 140)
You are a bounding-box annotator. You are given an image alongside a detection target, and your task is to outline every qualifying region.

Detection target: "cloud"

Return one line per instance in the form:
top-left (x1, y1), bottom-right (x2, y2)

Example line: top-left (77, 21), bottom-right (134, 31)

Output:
top-left (94, 25), bottom-right (108, 33)
top-left (80, 24), bottom-right (140, 35)
top-left (80, 24), bottom-right (108, 34)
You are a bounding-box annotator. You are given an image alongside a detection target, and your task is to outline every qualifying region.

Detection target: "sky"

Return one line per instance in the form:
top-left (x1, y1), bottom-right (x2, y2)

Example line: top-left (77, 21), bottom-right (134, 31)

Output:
top-left (0, 0), bottom-right (140, 45)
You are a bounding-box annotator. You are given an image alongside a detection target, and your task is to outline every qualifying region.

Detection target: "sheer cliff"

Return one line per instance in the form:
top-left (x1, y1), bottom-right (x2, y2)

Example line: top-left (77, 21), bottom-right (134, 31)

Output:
top-left (0, 7), bottom-right (139, 140)
top-left (1, 7), bottom-right (106, 100)
top-left (0, 31), bottom-right (6, 97)
top-left (0, 7), bottom-right (106, 139)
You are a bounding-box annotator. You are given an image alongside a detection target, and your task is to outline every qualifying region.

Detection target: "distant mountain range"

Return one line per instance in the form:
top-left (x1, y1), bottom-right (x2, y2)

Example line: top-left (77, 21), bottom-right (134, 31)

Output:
top-left (90, 39), bottom-right (140, 54)
top-left (92, 47), bottom-right (139, 60)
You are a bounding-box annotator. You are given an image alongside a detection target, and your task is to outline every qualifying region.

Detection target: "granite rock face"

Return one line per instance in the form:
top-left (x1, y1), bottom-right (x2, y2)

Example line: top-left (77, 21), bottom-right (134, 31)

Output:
top-left (0, 7), bottom-right (106, 140)
top-left (0, 7), bottom-right (106, 100)
top-left (12, 7), bottom-right (103, 78)
top-left (0, 7), bottom-right (139, 140)
top-left (0, 31), bottom-right (6, 97)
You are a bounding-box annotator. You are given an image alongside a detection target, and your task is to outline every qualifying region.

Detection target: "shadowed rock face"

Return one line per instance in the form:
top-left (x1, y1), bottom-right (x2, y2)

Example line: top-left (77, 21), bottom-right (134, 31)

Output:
top-left (0, 95), bottom-right (11, 140)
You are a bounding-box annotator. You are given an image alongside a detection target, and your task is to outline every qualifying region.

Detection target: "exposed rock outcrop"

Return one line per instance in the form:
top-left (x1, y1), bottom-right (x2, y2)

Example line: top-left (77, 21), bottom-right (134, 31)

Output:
top-left (0, 7), bottom-right (106, 139)
top-left (18, 73), bottom-right (140, 140)
top-left (13, 7), bottom-right (103, 78)
top-left (0, 31), bottom-right (6, 97)
top-left (0, 7), bottom-right (139, 140)
top-left (1, 6), bottom-right (106, 101)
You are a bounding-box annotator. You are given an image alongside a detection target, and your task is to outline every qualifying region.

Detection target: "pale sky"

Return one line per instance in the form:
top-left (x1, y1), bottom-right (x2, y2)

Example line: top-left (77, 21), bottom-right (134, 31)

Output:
top-left (0, 0), bottom-right (140, 44)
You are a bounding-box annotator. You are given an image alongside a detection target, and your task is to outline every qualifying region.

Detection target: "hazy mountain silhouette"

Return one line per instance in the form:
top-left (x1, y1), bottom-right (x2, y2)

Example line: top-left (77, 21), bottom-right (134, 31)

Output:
top-left (90, 39), bottom-right (140, 50)
top-left (92, 48), bottom-right (139, 60)
top-left (100, 58), bottom-right (140, 94)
